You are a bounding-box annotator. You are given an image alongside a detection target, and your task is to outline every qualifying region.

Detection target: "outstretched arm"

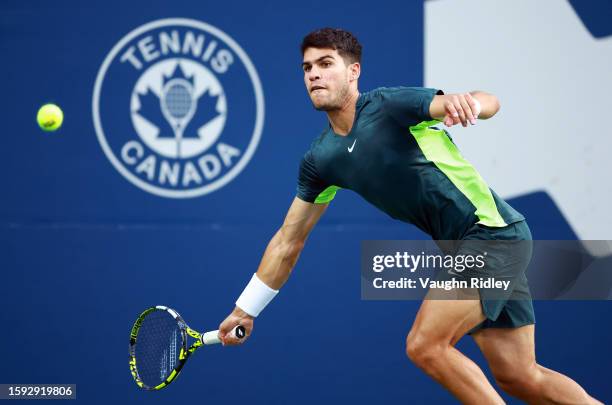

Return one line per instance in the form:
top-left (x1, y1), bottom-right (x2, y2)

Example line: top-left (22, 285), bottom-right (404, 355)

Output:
top-left (218, 197), bottom-right (328, 344)
top-left (429, 91), bottom-right (501, 127)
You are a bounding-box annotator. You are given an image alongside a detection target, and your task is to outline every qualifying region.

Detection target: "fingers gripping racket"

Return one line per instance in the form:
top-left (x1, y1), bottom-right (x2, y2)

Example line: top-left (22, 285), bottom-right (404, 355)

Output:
top-left (129, 306), bottom-right (245, 390)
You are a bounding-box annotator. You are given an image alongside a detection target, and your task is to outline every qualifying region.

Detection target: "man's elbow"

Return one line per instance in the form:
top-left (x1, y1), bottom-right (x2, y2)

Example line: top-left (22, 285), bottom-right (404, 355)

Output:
top-left (490, 95), bottom-right (501, 117)
top-left (472, 91), bottom-right (501, 119)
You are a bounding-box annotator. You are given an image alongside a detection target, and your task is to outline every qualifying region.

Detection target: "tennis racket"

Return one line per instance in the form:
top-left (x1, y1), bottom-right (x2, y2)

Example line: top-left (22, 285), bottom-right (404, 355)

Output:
top-left (129, 305), bottom-right (245, 390)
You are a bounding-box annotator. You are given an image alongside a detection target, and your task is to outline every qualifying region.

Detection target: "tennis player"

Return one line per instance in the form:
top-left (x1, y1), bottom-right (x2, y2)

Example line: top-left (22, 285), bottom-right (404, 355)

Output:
top-left (218, 28), bottom-right (601, 404)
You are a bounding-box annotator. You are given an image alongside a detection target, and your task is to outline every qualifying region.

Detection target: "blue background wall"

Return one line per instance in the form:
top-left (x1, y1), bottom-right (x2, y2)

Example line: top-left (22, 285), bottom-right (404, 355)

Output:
top-left (1, 0), bottom-right (610, 403)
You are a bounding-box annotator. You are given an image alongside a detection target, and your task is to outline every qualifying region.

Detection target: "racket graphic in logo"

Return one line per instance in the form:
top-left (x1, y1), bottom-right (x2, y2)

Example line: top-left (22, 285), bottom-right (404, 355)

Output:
top-left (130, 60), bottom-right (227, 160)
top-left (160, 78), bottom-right (197, 158)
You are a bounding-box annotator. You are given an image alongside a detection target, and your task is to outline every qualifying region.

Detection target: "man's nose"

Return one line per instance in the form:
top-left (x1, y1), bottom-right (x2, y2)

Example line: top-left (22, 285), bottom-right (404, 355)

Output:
top-left (308, 67), bottom-right (321, 81)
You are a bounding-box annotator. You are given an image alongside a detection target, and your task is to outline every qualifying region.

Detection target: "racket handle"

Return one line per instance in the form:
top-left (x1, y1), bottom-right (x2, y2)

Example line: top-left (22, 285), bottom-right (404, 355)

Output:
top-left (201, 325), bottom-right (246, 345)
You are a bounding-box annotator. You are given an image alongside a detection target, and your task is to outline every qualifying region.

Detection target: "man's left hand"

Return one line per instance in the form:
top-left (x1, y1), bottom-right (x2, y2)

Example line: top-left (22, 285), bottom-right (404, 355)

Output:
top-left (442, 93), bottom-right (481, 127)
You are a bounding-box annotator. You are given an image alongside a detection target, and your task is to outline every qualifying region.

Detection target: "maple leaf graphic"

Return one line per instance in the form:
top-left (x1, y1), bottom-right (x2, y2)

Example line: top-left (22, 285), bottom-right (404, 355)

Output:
top-left (136, 88), bottom-right (221, 139)
top-left (180, 88), bottom-right (221, 139)
top-left (135, 89), bottom-right (174, 138)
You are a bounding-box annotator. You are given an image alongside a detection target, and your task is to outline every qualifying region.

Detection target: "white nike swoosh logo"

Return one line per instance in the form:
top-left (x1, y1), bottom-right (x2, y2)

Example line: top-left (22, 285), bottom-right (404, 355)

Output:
top-left (348, 139), bottom-right (357, 153)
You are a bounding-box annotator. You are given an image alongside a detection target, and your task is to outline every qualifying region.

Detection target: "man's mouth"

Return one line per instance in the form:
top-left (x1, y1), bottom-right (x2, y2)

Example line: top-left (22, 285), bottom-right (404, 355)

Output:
top-left (311, 85), bottom-right (326, 93)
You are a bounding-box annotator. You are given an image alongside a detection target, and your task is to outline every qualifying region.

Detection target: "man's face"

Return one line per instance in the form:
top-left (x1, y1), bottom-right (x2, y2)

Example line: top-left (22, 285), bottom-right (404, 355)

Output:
top-left (302, 47), bottom-right (353, 111)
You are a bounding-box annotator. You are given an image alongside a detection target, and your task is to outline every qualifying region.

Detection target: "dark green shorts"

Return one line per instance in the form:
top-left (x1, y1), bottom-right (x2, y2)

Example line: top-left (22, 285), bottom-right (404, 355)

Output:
top-left (458, 221), bottom-right (536, 331)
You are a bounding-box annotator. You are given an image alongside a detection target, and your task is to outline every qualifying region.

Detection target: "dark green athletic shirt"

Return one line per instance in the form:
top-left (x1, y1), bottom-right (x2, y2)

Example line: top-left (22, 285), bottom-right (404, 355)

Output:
top-left (296, 87), bottom-right (525, 240)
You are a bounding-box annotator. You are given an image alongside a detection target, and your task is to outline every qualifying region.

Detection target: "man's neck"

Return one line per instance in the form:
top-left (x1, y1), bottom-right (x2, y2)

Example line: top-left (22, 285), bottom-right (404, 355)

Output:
top-left (327, 90), bottom-right (360, 136)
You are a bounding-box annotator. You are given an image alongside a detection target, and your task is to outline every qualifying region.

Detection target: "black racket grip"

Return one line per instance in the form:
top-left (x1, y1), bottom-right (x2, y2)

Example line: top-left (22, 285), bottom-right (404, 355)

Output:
top-left (201, 325), bottom-right (246, 345)
top-left (235, 325), bottom-right (246, 339)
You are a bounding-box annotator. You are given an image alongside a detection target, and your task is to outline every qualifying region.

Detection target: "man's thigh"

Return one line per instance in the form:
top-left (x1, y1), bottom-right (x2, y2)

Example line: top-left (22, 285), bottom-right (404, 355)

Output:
top-left (471, 324), bottom-right (536, 373)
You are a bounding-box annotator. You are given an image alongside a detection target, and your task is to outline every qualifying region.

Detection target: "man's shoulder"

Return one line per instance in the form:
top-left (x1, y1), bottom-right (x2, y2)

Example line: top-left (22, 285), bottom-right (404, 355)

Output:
top-left (360, 87), bottom-right (389, 102)
top-left (363, 86), bottom-right (426, 97)
top-left (365, 86), bottom-right (433, 98)
top-left (359, 86), bottom-right (431, 109)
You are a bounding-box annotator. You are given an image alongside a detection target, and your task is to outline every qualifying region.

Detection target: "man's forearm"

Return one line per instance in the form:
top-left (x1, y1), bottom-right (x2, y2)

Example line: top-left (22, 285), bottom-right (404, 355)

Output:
top-left (255, 228), bottom-right (305, 290)
top-left (229, 229), bottom-right (303, 318)
top-left (470, 91), bottom-right (500, 119)
top-left (228, 198), bottom-right (325, 324)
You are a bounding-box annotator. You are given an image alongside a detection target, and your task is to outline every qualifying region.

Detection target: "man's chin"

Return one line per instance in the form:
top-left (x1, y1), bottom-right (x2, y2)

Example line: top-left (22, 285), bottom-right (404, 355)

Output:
top-left (311, 100), bottom-right (333, 111)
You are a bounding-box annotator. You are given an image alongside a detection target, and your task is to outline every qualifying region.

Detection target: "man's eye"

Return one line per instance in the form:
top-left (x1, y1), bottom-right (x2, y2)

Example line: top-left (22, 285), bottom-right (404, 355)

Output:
top-left (322, 62), bottom-right (331, 67)
top-left (303, 66), bottom-right (311, 72)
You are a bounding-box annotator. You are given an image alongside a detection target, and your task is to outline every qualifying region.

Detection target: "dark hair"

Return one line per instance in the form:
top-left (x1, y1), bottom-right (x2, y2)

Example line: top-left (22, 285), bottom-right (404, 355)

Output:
top-left (300, 28), bottom-right (362, 64)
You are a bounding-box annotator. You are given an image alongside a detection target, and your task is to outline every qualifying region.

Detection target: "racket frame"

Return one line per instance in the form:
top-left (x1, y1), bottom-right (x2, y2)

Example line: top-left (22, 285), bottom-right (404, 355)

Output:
top-left (129, 305), bottom-right (204, 390)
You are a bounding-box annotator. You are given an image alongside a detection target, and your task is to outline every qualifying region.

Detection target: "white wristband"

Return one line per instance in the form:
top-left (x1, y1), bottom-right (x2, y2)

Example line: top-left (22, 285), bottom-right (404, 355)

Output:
top-left (235, 273), bottom-right (279, 317)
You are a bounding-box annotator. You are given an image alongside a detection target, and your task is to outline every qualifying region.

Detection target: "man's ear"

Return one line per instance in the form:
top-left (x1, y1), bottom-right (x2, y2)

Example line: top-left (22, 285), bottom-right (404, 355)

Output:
top-left (349, 62), bottom-right (361, 81)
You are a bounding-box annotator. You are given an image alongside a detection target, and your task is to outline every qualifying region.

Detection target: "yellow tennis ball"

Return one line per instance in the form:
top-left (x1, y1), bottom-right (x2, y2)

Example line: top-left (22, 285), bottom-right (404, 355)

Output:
top-left (37, 103), bottom-right (64, 131)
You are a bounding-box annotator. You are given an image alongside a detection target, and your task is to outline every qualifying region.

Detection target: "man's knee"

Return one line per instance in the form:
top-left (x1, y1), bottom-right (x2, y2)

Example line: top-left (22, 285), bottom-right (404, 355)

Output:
top-left (405, 329), bottom-right (445, 370)
top-left (492, 362), bottom-right (540, 397)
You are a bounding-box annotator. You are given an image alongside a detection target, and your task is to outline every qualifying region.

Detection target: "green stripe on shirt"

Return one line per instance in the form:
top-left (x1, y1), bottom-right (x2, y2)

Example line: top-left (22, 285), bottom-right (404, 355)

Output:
top-left (314, 185), bottom-right (340, 204)
top-left (409, 120), bottom-right (507, 227)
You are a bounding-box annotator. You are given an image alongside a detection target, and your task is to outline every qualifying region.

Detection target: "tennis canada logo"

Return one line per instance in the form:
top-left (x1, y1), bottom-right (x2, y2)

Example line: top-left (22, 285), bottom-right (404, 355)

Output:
top-left (93, 18), bottom-right (264, 198)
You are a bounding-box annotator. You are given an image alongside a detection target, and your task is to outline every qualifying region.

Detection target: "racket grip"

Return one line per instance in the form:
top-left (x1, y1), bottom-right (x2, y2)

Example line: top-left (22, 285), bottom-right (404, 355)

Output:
top-left (201, 325), bottom-right (246, 345)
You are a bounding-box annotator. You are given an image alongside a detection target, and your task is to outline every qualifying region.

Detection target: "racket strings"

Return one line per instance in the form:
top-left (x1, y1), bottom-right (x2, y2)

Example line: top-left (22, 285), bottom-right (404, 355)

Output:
top-left (134, 310), bottom-right (182, 387)
top-left (164, 83), bottom-right (193, 119)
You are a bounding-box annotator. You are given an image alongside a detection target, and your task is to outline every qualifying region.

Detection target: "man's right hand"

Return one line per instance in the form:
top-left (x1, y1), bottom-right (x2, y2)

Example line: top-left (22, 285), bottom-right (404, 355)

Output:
top-left (218, 306), bottom-right (254, 346)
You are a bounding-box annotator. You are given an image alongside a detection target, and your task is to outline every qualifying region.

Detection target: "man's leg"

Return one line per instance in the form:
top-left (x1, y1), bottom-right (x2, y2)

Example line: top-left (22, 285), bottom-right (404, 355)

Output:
top-left (406, 292), bottom-right (505, 404)
top-left (472, 325), bottom-right (603, 404)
